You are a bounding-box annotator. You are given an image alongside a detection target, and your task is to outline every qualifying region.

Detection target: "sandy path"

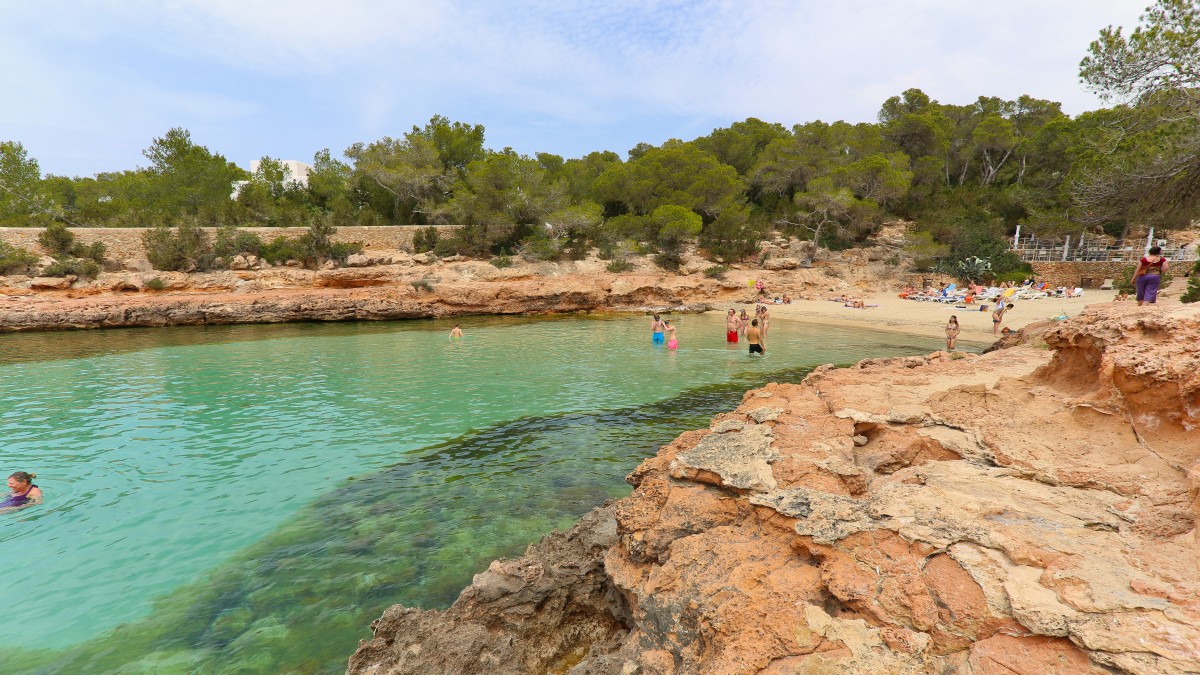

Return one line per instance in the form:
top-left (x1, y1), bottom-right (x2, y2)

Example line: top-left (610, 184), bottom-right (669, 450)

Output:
top-left (705, 290), bottom-right (1120, 345)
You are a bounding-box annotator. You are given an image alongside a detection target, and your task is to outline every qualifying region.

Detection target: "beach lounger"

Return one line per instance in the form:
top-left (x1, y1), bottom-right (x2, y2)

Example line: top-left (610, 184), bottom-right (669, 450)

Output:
top-left (1099, 279), bottom-right (1114, 290)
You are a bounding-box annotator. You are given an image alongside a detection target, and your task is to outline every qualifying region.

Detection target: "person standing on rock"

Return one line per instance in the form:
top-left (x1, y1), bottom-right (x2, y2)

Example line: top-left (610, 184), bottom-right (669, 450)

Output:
top-left (1133, 246), bottom-right (1168, 306)
top-left (746, 319), bottom-right (765, 355)
top-left (992, 303), bottom-right (1013, 336)
top-left (945, 316), bottom-right (960, 351)
top-left (650, 314), bottom-right (665, 344)
top-left (726, 309), bottom-right (740, 344)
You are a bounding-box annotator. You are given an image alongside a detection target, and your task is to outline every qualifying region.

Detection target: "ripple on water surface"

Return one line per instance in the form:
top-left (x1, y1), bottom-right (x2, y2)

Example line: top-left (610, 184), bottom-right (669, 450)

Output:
top-left (0, 315), bottom-right (951, 673)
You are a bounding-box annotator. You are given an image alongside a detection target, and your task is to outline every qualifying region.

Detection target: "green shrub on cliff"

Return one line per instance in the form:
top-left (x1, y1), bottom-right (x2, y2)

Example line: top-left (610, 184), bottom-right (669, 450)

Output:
top-left (143, 221), bottom-right (215, 272)
top-left (37, 222), bottom-right (106, 262)
top-left (412, 226), bottom-right (439, 253)
top-left (43, 258), bottom-right (100, 278)
top-left (0, 241), bottom-right (39, 274)
top-left (212, 225), bottom-right (263, 259)
top-left (1182, 261), bottom-right (1200, 304)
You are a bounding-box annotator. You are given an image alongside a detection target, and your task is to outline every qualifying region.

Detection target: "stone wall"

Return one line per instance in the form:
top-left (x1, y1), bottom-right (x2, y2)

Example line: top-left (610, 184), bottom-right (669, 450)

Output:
top-left (1030, 261), bottom-right (1134, 288)
top-left (0, 225), bottom-right (460, 262)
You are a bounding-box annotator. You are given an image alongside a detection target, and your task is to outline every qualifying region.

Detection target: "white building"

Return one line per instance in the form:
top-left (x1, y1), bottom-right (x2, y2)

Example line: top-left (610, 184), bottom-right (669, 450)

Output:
top-left (231, 159), bottom-right (314, 198)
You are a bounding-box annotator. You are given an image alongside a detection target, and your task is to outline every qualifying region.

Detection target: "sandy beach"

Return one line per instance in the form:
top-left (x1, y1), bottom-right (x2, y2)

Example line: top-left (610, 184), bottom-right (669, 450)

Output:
top-left (707, 290), bottom-right (1120, 345)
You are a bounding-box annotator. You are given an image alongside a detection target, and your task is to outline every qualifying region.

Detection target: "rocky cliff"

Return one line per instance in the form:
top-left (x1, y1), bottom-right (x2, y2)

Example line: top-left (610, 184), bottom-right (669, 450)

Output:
top-left (348, 303), bottom-right (1200, 674)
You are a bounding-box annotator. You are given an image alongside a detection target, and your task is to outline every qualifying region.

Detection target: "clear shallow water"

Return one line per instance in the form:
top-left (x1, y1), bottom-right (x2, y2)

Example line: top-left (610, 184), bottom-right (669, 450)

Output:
top-left (0, 314), bottom-right (951, 674)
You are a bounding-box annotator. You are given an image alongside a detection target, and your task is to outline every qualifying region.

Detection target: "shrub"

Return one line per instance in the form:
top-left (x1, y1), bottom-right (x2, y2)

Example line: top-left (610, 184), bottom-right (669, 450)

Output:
top-left (145, 277), bottom-right (167, 291)
top-left (0, 241), bottom-right (39, 274)
top-left (261, 236), bottom-right (302, 265)
top-left (412, 226), bottom-right (440, 253)
top-left (74, 240), bottom-right (106, 263)
top-left (519, 233), bottom-right (560, 261)
top-left (1181, 261), bottom-right (1200, 303)
top-left (327, 241), bottom-right (363, 264)
top-left (432, 237), bottom-right (459, 258)
top-left (490, 253), bottom-right (514, 268)
top-left (654, 250), bottom-right (682, 271)
top-left (37, 222), bottom-right (75, 257)
top-left (410, 278), bottom-right (434, 292)
top-left (703, 265), bottom-right (728, 279)
top-left (606, 259), bottom-right (634, 273)
top-left (991, 270), bottom-right (1029, 284)
top-left (142, 221), bottom-right (215, 271)
top-left (43, 258), bottom-right (100, 278)
top-left (213, 226), bottom-right (264, 259)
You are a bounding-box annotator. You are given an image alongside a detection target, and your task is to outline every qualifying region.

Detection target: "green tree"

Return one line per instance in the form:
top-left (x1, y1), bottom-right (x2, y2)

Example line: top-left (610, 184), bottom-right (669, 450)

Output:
top-left (594, 141), bottom-right (742, 220)
top-left (142, 128), bottom-right (246, 217)
top-left (692, 118), bottom-right (790, 175)
top-left (345, 135), bottom-right (445, 223)
top-left (408, 115), bottom-right (487, 173)
top-left (0, 141), bottom-right (48, 225)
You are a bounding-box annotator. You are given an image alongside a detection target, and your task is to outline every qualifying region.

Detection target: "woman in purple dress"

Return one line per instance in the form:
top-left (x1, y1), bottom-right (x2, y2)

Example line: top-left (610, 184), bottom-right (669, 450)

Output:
top-left (1133, 246), bottom-right (1168, 306)
top-left (2, 472), bottom-right (42, 511)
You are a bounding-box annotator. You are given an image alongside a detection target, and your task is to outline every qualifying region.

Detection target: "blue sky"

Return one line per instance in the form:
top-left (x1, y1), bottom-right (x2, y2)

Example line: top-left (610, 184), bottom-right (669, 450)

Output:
top-left (1, 0), bottom-right (1147, 178)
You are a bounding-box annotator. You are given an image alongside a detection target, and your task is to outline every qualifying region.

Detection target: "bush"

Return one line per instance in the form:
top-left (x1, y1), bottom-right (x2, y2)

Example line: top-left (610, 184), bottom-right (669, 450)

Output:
top-left (432, 237), bottom-right (459, 258)
top-left (74, 240), bottom-right (106, 263)
top-left (261, 236), bottom-right (302, 265)
top-left (143, 221), bottom-right (215, 271)
top-left (606, 259), bottom-right (634, 273)
top-left (1181, 261), bottom-right (1200, 303)
top-left (0, 241), bottom-right (39, 274)
top-left (703, 265), bottom-right (728, 279)
top-left (654, 250), bottom-right (682, 271)
top-left (410, 278), bottom-right (434, 292)
top-left (145, 277), bottom-right (167, 291)
top-left (991, 270), bottom-right (1029, 284)
top-left (43, 258), bottom-right (100, 278)
top-left (213, 226), bottom-right (264, 259)
top-left (490, 253), bottom-right (513, 268)
top-left (327, 241), bottom-right (363, 264)
top-left (37, 222), bottom-right (75, 257)
top-left (519, 233), bottom-right (560, 261)
top-left (412, 226), bottom-right (440, 253)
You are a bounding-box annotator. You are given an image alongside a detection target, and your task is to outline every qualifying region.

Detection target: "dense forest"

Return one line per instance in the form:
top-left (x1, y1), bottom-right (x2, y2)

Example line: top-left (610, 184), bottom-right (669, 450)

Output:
top-left (1, 0), bottom-right (1199, 280)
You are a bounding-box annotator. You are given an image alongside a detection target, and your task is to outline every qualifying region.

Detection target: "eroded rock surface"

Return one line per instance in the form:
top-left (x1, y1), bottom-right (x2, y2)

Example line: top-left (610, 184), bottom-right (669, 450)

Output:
top-left (349, 304), bottom-right (1200, 674)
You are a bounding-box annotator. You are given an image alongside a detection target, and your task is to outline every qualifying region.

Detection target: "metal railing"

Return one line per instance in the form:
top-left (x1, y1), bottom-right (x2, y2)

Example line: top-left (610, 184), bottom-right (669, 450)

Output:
top-left (1011, 235), bottom-right (1198, 264)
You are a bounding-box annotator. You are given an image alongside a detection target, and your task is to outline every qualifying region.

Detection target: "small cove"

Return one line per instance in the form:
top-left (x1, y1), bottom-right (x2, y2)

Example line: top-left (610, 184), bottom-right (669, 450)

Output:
top-left (0, 314), bottom-right (962, 673)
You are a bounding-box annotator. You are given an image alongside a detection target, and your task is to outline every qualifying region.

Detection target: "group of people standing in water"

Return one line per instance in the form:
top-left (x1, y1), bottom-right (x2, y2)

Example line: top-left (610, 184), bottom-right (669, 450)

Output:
top-left (650, 304), bottom-right (770, 355)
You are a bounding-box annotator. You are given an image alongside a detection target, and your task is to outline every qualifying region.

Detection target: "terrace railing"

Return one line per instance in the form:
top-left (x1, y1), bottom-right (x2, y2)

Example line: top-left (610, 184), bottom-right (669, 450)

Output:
top-left (1011, 234), bottom-right (1198, 264)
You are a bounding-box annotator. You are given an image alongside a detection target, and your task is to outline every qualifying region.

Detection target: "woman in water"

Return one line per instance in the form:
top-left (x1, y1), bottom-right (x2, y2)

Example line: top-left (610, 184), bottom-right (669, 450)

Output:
top-left (945, 315), bottom-right (960, 351)
top-left (650, 314), bottom-right (665, 344)
top-left (2, 472), bottom-right (41, 511)
top-left (1133, 245), bottom-right (1168, 306)
top-left (664, 320), bottom-right (678, 350)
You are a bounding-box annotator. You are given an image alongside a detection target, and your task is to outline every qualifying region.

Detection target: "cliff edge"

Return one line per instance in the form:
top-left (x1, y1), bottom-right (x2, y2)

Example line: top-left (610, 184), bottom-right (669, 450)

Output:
top-left (348, 303), bottom-right (1200, 674)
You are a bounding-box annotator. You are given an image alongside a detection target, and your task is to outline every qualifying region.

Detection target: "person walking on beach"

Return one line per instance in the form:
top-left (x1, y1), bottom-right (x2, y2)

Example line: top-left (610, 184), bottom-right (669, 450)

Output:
top-left (449, 324), bottom-right (464, 339)
top-left (725, 309), bottom-right (740, 343)
top-left (746, 319), bottom-right (765, 355)
top-left (1133, 246), bottom-right (1168, 306)
top-left (2, 472), bottom-right (41, 511)
top-left (650, 314), bottom-right (665, 344)
top-left (992, 303), bottom-right (1013, 336)
top-left (664, 320), bottom-right (678, 350)
top-left (945, 315), bottom-right (960, 351)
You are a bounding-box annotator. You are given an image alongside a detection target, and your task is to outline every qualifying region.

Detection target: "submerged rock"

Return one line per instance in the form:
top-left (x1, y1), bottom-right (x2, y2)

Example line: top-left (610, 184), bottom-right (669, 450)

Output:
top-left (349, 304), bottom-right (1200, 674)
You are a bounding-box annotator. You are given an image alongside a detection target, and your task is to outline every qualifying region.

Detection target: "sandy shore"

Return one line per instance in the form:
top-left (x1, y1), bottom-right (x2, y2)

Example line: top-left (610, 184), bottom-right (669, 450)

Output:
top-left (706, 290), bottom-right (1120, 345)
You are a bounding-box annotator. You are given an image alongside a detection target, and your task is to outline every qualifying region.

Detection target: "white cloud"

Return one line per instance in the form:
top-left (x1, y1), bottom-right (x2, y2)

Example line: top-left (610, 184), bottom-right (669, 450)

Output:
top-left (0, 0), bottom-right (1155, 175)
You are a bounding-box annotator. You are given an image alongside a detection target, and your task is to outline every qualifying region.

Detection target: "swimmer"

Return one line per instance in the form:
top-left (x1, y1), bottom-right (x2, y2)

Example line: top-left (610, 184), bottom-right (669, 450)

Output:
top-left (664, 320), bottom-right (678, 350)
top-left (650, 313), bottom-right (665, 344)
top-left (945, 315), bottom-right (960, 351)
top-left (746, 319), bottom-right (765, 355)
top-left (725, 308), bottom-right (740, 343)
top-left (449, 324), bottom-right (464, 339)
top-left (738, 309), bottom-right (750, 336)
top-left (2, 472), bottom-right (41, 511)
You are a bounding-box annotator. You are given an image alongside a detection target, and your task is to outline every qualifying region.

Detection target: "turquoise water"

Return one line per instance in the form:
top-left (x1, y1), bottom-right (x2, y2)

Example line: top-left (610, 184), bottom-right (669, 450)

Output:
top-left (0, 314), bottom-right (951, 673)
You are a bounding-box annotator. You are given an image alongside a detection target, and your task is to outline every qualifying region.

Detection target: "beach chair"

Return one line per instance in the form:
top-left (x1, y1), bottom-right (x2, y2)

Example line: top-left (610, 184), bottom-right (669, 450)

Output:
top-left (1099, 278), bottom-right (1114, 290)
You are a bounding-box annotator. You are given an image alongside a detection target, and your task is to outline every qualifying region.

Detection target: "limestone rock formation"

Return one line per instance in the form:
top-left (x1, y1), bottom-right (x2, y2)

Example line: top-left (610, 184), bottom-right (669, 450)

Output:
top-left (349, 304), bottom-right (1200, 674)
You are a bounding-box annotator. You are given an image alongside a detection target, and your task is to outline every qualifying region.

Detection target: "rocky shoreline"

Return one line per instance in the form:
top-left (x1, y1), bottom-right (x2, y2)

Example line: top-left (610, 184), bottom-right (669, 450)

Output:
top-left (348, 303), bottom-right (1200, 674)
